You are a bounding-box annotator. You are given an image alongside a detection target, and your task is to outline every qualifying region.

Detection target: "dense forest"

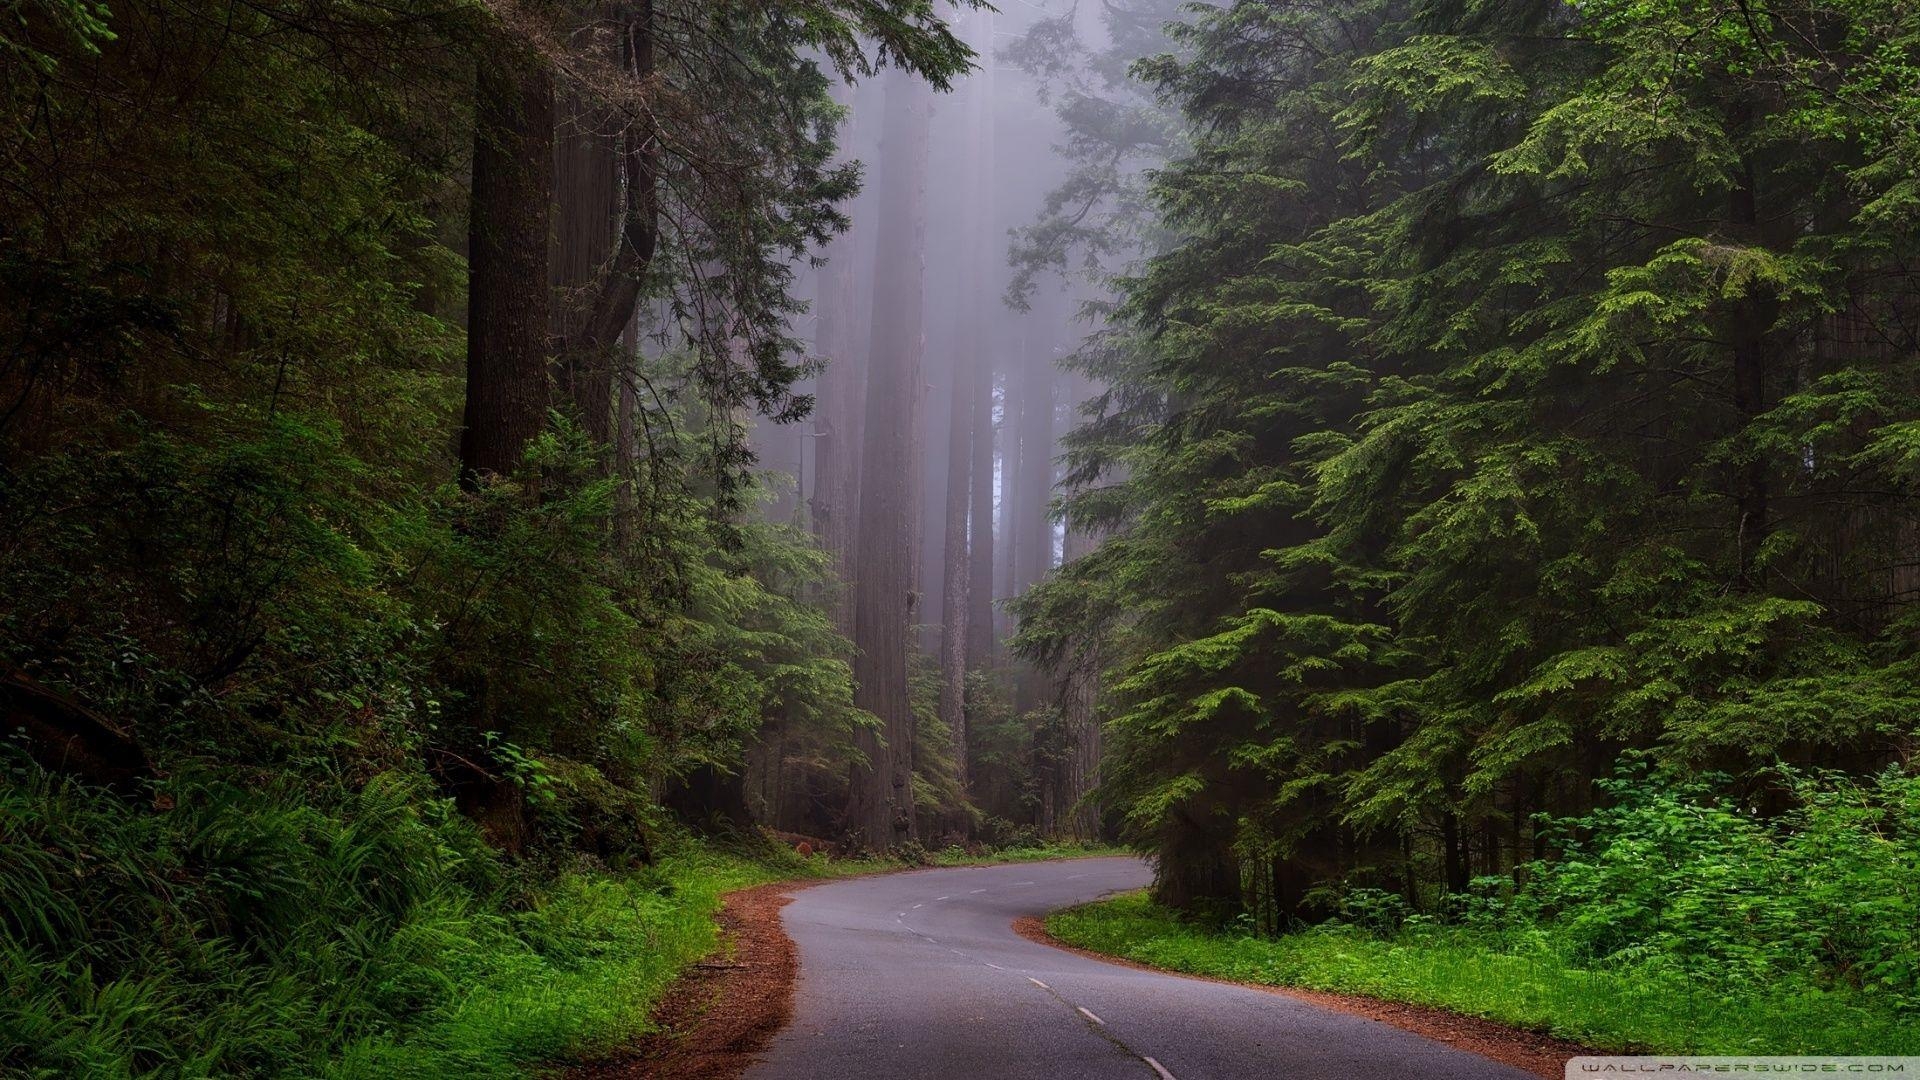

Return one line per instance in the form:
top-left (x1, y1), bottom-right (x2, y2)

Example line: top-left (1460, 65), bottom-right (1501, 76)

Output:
top-left (5, 0), bottom-right (1920, 1071)
top-left (1027, 0), bottom-right (1920, 921)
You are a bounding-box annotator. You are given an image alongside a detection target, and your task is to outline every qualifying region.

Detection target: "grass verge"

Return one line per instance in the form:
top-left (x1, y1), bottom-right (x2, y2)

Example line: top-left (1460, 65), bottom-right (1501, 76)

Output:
top-left (339, 840), bottom-right (1124, 1077)
top-left (1047, 892), bottom-right (1920, 1056)
top-left (925, 841), bottom-right (1130, 866)
top-left (324, 844), bottom-right (838, 1079)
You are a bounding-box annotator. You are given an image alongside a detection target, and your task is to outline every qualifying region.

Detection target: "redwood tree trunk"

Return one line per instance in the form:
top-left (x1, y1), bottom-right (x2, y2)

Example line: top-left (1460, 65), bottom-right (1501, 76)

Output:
top-left (1727, 139), bottom-right (1774, 587)
top-left (1060, 504), bottom-right (1103, 840)
top-left (461, 47), bottom-right (555, 485)
top-left (938, 339), bottom-right (973, 796)
top-left (847, 71), bottom-right (931, 850)
top-left (1010, 294), bottom-right (1059, 713)
top-left (811, 82), bottom-right (868, 635)
top-left (963, 10), bottom-right (998, 672)
top-left (966, 362), bottom-right (997, 666)
top-left (1013, 296), bottom-right (1058, 599)
top-left (813, 270), bottom-right (863, 629)
top-left (552, 80), bottom-right (619, 447)
top-left (559, 1), bottom-right (657, 365)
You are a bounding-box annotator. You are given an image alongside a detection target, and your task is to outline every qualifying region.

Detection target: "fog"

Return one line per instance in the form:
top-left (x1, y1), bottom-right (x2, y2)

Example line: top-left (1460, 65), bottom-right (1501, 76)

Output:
top-left (755, 2), bottom-right (1142, 653)
top-left (734, 1), bottom-right (1187, 846)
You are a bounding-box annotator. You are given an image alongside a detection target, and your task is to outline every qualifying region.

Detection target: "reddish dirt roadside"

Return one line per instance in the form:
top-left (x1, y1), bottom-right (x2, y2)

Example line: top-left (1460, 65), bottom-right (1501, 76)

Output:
top-left (563, 880), bottom-right (809, 1080)
top-left (1012, 916), bottom-right (1595, 1080)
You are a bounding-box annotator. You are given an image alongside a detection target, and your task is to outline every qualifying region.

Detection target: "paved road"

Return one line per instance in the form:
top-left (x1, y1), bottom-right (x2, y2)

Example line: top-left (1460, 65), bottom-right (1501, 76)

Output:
top-left (747, 856), bottom-right (1537, 1080)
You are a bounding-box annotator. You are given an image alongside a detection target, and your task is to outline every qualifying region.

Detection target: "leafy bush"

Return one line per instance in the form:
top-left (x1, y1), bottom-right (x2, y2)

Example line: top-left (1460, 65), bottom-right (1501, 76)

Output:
top-left (1, 754), bottom-right (489, 1077)
top-left (0, 752), bottom-right (817, 1078)
top-left (1515, 765), bottom-right (1920, 1004)
top-left (1049, 891), bottom-right (1920, 1054)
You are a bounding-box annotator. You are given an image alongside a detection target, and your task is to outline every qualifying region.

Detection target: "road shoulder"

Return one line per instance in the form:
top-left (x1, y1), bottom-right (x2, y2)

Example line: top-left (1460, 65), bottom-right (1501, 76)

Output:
top-left (1011, 914), bottom-right (1592, 1080)
top-left (564, 879), bottom-right (805, 1080)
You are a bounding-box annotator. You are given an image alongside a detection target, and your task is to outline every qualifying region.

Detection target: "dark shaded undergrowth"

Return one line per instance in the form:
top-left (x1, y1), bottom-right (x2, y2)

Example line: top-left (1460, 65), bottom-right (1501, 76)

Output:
top-left (1052, 768), bottom-right (1920, 1055)
top-left (0, 753), bottom-right (1118, 1079)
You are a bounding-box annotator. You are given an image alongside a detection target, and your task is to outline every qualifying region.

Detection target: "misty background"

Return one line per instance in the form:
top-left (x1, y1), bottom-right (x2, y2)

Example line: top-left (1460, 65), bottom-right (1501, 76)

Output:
top-left (739, 1), bottom-right (1176, 846)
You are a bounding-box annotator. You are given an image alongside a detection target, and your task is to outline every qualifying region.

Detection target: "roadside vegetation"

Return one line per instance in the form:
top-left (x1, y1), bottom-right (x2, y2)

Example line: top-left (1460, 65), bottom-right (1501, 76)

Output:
top-left (1050, 766), bottom-right (1920, 1055)
top-left (0, 752), bottom-right (1110, 1080)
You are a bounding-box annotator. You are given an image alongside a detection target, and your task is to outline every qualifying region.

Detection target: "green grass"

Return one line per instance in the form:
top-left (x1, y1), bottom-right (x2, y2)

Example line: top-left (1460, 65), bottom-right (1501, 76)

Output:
top-left (924, 841), bottom-right (1130, 866)
top-left (331, 840), bottom-right (1123, 1076)
top-left (1047, 892), bottom-right (1920, 1055)
top-left (325, 845), bottom-right (825, 1078)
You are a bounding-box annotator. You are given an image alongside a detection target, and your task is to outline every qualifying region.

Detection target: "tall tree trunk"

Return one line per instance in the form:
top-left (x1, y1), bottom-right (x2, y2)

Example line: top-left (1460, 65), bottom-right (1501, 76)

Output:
top-left (811, 83), bottom-right (868, 635)
top-left (1727, 136), bottom-right (1774, 586)
top-left (614, 312), bottom-right (640, 544)
top-left (940, 10), bottom-right (998, 804)
top-left (461, 45), bottom-right (555, 485)
top-left (552, 79), bottom-right (619, 447)
top-left (754, 406), bottom-right (807, 523)
top-left (1442, 812), bottom-right (1470, 895)
top-left (455, 42), bottom-right (554, 845)
top-left (1013, 296), bottom-right (1057, 598)
top-left (1061, 648), bottom-right (1102, 839)
top-left (846, 71), bottom-right (931, 850)
top-left (1154, 811), bottom-right (1239, 915)
top-left (994, 365), bottom-right (1017, 636)
top-left (964, 9), bottom-right (998, 672)
top-left (559, 2), bottom-right (657, 363)
top-left (938, 337), bottom-right (974, 797)
top-left (1010, 291), bottom-right (1059, 713)
top-left (1060, 492), bottom-right (1103, 840)
top-left (916, 355), bottom-right (943, 654)
top-left (967, 363), bottom-right (997, 665)
top-left (813, 287), bottom-right (863, 629)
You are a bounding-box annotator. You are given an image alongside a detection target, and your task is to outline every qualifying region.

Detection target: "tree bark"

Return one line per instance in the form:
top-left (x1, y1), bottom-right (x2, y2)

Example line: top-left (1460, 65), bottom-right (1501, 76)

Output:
top-left (938, 336), bottom-right (974, 795)
top-left (613, 311), bottom-right (640, 544)
top-left (1010, 291), bottom-right (1060, 713)
top-left (994, 366), bottom-right (1017, 626)
top-left (938, 12), bottom-right (998, 803)
top-left (964, 9), bottom-right (999, 671)
top-left (1727, 141), bottom-right (1774, 587)
top-left (847, 70), bottom-right (932, 850)
top-left (1059, 502), bottom-right (1103, 840)
top-left (812, 82), bottom-right (868, 635)
top-left (460, 43), bottom-right (555, 485)
top-left (558, 2), bottom-right (657, 364)
top-left (1013, 299), bottom-right (1057, 598)
top-left (1153, 810), bottom-right (1239, 916)
top-left (967, 364), bottom-right (997, 665)
top-left (551, 77), bottom-right (619, 447)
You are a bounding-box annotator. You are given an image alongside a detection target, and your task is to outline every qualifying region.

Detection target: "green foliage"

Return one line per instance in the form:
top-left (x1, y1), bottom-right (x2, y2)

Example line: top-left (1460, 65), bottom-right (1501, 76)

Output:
top-left (0, 0), bottom-right (970, 1069)
top-left (1514, 765), bottom-right (1920, 1004)
top-left (2, 754), bottom-right (488, 1077)
top-left (0, 750), bottom-right (863, 1078)
top-left (1048, 891), bottom-right (1920, 1054)
top-left (1046, 738), bottom-right (1920, 1057)
top-left (1031, 0), bottom-right (1920, 946)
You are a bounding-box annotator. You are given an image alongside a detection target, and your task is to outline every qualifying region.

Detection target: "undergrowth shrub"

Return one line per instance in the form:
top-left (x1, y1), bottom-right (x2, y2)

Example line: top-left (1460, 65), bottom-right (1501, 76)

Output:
top-left (0, 753), bottom-right (789, 1079)
top-left (0, 754), bottom-right (496, 1077)
top-left (1514, 765), bottom-right (1920, 1005)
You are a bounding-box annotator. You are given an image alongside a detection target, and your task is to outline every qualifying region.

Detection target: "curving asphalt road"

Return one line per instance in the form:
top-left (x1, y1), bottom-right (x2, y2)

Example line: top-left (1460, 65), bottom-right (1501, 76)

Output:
top-left (747, 856), bottom-right (1538, 1080)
